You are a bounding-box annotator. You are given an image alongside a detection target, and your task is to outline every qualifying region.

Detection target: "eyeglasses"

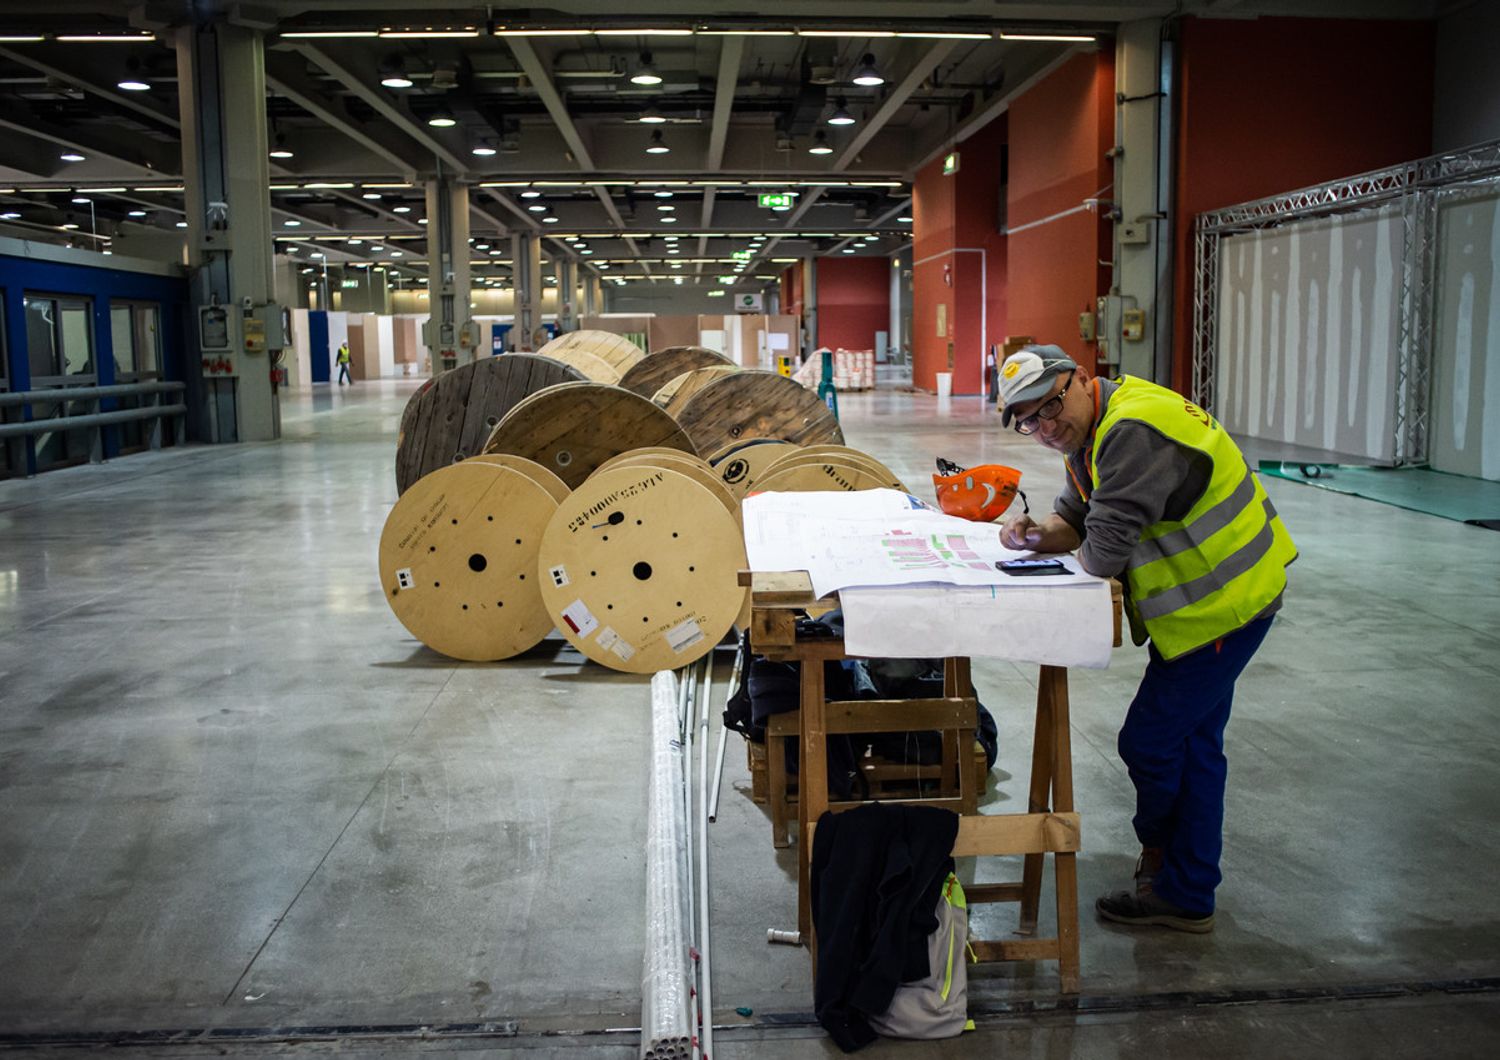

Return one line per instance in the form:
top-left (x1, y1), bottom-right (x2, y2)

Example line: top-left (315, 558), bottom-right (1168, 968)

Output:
top-left (1013, 372), bottom-right (1074, 435)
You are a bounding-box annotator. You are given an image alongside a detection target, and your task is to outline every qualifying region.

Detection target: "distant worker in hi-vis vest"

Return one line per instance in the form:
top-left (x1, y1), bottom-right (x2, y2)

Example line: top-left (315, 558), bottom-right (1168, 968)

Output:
top-left (336, 341), bottom-right (352, 385)
top-left (997, 345), bottom-right (1296, 934)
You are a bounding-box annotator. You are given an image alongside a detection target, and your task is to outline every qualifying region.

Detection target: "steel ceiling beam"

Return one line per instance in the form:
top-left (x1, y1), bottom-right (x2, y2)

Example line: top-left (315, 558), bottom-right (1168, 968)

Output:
top-left (0, 45), bottom-right (181, 131)
top-left (705, 35), bottom-right (743, 171)
top-left (504, 37), bottom-right (596, 170)
top-left (0, 101), bottom-right (177, 176)
top-left (288, 42), bottom-right (469, 174)
top-left (264, 51), bottom-right (427, 176)
top-left (834, 40), bottom-right (957, 171)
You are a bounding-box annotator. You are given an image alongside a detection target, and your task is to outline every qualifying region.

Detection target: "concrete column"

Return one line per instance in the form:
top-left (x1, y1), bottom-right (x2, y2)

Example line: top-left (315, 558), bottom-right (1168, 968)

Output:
top-left (511, 232), bottom-right (543, 350)
top-left (1113, 19), bottom-right (1170, 381)
top-left (176, 20), bottom-right (280, 442)
top-left (423, 178), bottom-right (473, 373)
top-left (556, 258), bottom-right (578, 332)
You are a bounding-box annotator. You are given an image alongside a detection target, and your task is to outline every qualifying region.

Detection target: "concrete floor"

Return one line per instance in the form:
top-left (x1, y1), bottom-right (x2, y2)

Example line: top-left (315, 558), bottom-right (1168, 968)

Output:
top-left (2, 379), bottom-right (1499, 1056)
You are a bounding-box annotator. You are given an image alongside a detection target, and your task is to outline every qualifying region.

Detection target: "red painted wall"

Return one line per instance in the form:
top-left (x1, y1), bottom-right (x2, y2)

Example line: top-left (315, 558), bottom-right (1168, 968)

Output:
top-left (1169, 16), bottom-right (1434, 392)
top-left (911, 117), bottom-right (1009, 394)
top-left (1005, 51), bottom-right (1114, 370)
top-left (815, 256), bottom-right (889, 351)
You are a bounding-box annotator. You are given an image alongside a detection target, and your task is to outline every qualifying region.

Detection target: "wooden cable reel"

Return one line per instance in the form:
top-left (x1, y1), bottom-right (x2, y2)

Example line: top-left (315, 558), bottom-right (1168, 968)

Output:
top-left (751, 456), bottom-right (901, 494)
top-left (378, 459), bottom-right (559, 661)
top-left (482, 381), bottom-right (697, 489)
top-left (465, 452), bottom-right (571, 503)
top-left (673, 371), bottom-right (843, 457)
top-left (538, 465), bottom-right (747, 673)
top-left (707, 439), bottom-right (803, 497)
top-left (394, 354), bottom-right (585, 495)
top-left (758, 444), bottom-right (908, 491)
top-left (653, 366), bottom-right (741, 415)
top-left (537, 330), bottom-right (645, 381)
top-left (618, 346), bottom-right (733, 399)
top-left (593, 447), bottom-right (741, 521)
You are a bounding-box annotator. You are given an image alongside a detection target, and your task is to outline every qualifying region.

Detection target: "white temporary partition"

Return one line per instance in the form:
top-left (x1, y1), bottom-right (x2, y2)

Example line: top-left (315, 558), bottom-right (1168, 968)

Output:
top-left (1430, 188), bottom-right (1500, 481)
top-left (288, 307), bottom-right (312, 388)
top-left (1215, 208), bottom-right (1403, 462)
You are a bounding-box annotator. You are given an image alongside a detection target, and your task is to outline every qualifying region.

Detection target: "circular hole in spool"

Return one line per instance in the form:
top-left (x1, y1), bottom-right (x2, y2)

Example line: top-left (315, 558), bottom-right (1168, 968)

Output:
top-left (633, 561), bottom-right (653, 581)
top-left (672, 532), bottom-right (679, 538)
top-left (636, 519), bottom-right (642, 525)
top-left (497, 601), bottom-right (504, 608)
top-left (556, 450), bottom-right (573, 467)
top-left (676, 600), bottom-right (682, 607)
top-left (452, 453), bottom-right (464, 463)
top-left (462, 604), bottom-right (468, 611)
top-left (515, 538), bottom-right (522, 545)
top-left (518, 573), bottom-right (526, 580)
top-left (429, 545), bottom-right (437, 552)
top-left (487, 515), bottom-right (494, 522)
top-left (608, 512), bottom-right (624, 525)
top-left (468, 554), bottom-right (487, 572)
top-left (433, 581), bottom-right (441, 588)
top-left (451, 518), bottom-right (458, 525)
top-left (688, 566), bottom-right (695, 572)
top-left (486, 416), bottom-right (499, 427)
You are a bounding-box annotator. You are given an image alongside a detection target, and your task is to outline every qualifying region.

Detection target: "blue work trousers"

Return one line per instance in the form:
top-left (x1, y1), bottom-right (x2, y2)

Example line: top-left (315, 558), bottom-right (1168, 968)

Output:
top-left (1118, 616), bottom-right (1273, 915)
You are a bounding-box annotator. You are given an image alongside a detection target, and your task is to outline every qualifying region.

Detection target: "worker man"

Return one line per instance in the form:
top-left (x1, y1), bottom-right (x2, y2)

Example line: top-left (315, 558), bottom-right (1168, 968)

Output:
top-left (335, 340), bottom-right (352, 385)
top-left (997, 345), bottom-right (1296, 933)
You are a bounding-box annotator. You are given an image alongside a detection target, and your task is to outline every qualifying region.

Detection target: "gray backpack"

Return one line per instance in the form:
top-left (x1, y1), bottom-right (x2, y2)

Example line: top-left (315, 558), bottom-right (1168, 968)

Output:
top-left (868, 873), bottom-right (974, 1040)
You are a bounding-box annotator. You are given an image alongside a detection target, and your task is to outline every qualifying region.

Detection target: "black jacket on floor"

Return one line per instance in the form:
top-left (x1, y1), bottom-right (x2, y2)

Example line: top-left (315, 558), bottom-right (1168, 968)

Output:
top-left (810, 803), bottom-right (960, 1052)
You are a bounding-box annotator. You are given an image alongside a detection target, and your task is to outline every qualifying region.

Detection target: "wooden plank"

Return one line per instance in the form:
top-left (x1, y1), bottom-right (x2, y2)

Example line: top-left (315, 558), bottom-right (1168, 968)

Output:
top-left (969, 938), bottom-right (1060, 963)
top-left (674, 371), bottom-right (843, 457)
top-left (950, 812), bottom-right (1081, 856)
top-left (965, 882), bottom-right (1026, 904)
top-left (750, 606), bottom-right (797, 650)
top-left (821, 697), bottom-right (975, 734)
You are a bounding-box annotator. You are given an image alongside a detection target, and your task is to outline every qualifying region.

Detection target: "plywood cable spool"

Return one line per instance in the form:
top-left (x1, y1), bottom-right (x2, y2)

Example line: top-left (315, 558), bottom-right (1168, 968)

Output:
top-left (538, 465), bottom-right (747, 673)
top-left (751, 453), bottom-right (905, 494)
top-left (394, 354), bottom-right (585, 495)
top-left (758, 444), bottom-right (909, 491)
top-left (482, 381), bottom-right (698, 490)
top-left (378, 459), bottom-right (560, 662)
top-left (707, 439), bottom-right (803, 498)
top-left (618, 346), bottom-right (733, 399)
top-left (537, 330), bottom-right (646, 383)
top-left (673, 370), bottom-right (843, 457)
top-left (593, 447), bottom-right (741, 521)
top-left (652, 366), bottom-right (741, 415)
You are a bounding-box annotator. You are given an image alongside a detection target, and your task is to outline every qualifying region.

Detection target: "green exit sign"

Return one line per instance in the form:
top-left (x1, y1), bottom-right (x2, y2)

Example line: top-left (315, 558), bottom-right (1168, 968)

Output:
top-left (943, 151), bottom-right (961, 175)
top-left (717, 275), bottom-right (737, 285)
top-left (758, 192), bottom-right (795, 209)
top-left (731, 250), bottom-right (752, 260)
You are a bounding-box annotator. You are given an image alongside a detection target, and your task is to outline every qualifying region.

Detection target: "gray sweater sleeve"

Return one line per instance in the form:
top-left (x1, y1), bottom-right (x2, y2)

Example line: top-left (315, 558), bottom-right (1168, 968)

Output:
top-left (1072, 422), bottom-right (1213, 578)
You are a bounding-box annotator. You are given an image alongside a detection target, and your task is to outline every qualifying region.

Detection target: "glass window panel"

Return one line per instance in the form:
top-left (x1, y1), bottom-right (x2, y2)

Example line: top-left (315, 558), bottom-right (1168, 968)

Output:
top-left (59, 304), bottom-right (92, 376)
top-left (111, 305), bottom-right (134, 376)
top-left (24, 296), bottom-right (59, 379)
top-left (135, 305), bottom-right (160, 374)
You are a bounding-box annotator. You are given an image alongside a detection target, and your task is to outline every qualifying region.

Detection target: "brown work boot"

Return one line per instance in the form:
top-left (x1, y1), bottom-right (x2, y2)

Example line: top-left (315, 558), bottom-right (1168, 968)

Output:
top-left (1096, 890), bottom-right (1214, 934)
top-left (1134, 846), bottom-right (1164, 897)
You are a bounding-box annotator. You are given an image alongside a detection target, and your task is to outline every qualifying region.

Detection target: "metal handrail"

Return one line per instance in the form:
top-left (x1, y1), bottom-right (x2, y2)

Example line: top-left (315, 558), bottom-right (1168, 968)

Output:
top-left (0, 381), bottom-right (185, 408)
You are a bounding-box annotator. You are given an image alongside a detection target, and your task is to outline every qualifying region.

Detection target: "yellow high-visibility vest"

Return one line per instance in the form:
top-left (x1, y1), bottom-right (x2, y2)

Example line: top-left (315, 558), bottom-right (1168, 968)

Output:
top-left (1089, 376), bottom-right (1297, 660)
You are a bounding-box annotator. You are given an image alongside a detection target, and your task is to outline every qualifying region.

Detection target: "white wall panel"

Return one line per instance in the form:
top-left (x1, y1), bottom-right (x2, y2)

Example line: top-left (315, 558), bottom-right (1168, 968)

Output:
top-left (1216, 209), bottom-right (1402, 462)
top-left (1430, 189), bottom-right (1500, 481)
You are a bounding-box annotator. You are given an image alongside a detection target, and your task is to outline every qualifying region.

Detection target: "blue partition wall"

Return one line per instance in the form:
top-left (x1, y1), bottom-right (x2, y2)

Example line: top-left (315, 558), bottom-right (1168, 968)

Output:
top-left (0, 250), bottom-right (190, 465)
top-left (307, 310), bottom-right (330, 383)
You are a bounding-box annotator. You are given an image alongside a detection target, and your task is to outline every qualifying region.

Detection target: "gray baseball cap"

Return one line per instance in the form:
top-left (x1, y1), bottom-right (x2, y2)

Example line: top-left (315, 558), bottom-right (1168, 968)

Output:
top-left (998, 345), bottom-right (1078, 426)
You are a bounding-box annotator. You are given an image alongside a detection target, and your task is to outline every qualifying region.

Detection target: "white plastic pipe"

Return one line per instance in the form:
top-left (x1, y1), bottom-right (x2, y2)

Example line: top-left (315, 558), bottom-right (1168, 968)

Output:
top-left (642, 671), bottom-right (692, 1060)
top-left (708, 644), bottom-right (744, 823)
top-left (697, 658), bottom-right (714, 1060)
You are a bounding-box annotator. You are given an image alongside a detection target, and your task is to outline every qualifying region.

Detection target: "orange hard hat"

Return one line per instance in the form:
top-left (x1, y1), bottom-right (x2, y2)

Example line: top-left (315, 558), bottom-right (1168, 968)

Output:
top-left (932, 458), bottom-right (1027, 522)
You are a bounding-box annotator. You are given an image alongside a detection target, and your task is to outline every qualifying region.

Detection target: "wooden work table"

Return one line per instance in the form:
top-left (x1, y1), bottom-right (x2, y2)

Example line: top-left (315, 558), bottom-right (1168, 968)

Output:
top-left (739, 569), bottom-right (1123, 994)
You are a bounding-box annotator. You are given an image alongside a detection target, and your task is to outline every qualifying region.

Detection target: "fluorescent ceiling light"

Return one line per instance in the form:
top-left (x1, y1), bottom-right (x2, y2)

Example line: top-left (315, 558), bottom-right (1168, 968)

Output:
top-left (0, 211), bottom-right (20, 219)
top-left (800, 30), bottom-right (895, 38)
top-left (0, 35), bottom-right (45, 42)
top-left (281, 30), bottom-right (380, 38)
top-left (379, 29), bottom-right (480, 39)
top-left (305, 182), bottom-right (353, 189)
top-left (491, 29), bottom-right (589, 37)
top-left (699, 30), bottom-right (795, 37)
top-left (60, 222), bottom-right (79, 229)
top-left (117, 79), bottom-right (151, 91)
top-left (599, 29), bottom-right (694, 36)
top-left (363, 183), bottom-right (413, 189)
top-left (1000, 32), bottom-right (1095, 42)
top-left (80, 186), bottom-right (125, 193)
top-left (896, 32), bottom-right (992, 39)
top-left (56, 34), bottom-right (156, 42)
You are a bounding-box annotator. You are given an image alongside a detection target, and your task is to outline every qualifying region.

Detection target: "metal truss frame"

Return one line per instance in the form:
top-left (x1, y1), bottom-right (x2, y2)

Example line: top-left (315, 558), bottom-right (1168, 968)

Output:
top-left (1190, 137), bottom-right (1500, 465)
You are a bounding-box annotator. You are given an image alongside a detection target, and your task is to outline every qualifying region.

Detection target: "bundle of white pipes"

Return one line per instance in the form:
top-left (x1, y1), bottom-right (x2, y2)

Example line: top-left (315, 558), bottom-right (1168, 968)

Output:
top-left (642, 670), bottom-right (692, 1059)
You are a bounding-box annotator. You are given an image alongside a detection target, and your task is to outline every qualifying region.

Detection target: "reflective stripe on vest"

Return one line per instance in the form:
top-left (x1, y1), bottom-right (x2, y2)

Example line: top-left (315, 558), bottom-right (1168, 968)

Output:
top-left (1091, 376), bottom-right (1297, 659)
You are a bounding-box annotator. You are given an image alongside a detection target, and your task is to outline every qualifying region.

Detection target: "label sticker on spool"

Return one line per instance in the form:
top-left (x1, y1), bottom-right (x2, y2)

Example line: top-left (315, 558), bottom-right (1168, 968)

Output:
top-left (396, 567), bottom-right (414, 590)
top-left (597, 626), bottom-right (636, 662)
top-left (549, 564), bottom-right (570, 587)
top-left (561, 599), bottom-right (599, 638)
top-left (667, 618), bottom-right (705, 653)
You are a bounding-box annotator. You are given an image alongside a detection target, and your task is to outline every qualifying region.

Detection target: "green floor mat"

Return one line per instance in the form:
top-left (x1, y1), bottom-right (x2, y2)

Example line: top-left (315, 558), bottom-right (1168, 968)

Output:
top-left (1259, 462), bottom-right (1500, 528)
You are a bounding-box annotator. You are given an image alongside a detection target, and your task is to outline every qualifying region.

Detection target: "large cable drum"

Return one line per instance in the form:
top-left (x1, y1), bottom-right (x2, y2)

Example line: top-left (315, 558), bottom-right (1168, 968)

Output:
top-left (618, 346), bottom-right (733, 399)
top-left (537, 330), bottom-right (646, 382)
top-left (378, 459), bottom-right (560, 661)
top-left (538, 464), bottom-right (747, 673)
top-left (394, 354), bottom-right (584, 495)
top-left (482, 381), bottom-right (698, 489)
top-left (673, 371), bottom-right (843, 457)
